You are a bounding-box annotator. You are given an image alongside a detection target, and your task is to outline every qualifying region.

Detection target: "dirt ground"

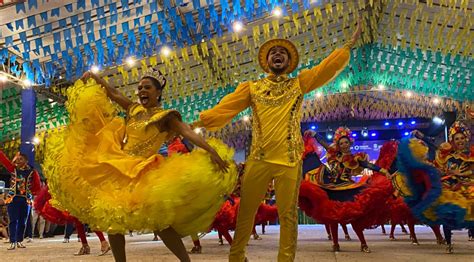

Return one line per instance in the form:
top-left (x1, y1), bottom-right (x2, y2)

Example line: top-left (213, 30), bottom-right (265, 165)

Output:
top-left (1, 225), bottom-right (472, 262)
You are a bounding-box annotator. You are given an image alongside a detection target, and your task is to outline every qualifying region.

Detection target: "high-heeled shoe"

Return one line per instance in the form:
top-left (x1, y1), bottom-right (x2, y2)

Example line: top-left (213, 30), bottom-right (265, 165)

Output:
top-left (252, 234), bottom-right (262, 240)
top-left (437, 238), bottom-right (446, 245)
top-left (62, 238), bottom-right (70, 243)
top-left (17, 242), bottom-right (26, 248)
top-left (74, 245), bottom-right (91, 256)
top-left (218, 238), bottom-right (224, 245)
top-left (445, 244), bottom-right (453, 254)
top-left (99, 241), bottom-right (111, 256)
top-left (360, 244), bottom-right (371, 253)
top-left (332, 244), bottom-right (340, 252)
top-left (327, 234), bottom-right (332, 240)
top-left (344, 234), bottom-right (351, 241)
top-left (189, 245), bottom-right (202, 254)
top-left (411, 239), bottom-right (420, 246)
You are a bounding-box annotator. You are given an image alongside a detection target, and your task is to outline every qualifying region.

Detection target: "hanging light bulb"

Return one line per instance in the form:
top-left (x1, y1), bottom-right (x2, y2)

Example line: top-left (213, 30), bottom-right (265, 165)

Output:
top-left (272, 7), bottom-right (283, 17)
top-left (91, 65), bottom-right (100, 73)
top-left (126, 56), bottom-right (135, 67)
top-left (161, 46), bottom-right (171, 57)
top-left (232, 21), bottom-right (244, 32)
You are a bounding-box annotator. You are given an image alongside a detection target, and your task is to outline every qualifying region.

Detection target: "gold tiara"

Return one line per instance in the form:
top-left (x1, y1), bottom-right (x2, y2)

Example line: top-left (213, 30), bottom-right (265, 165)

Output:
top-left (143, 68), bottom-right (167, 88)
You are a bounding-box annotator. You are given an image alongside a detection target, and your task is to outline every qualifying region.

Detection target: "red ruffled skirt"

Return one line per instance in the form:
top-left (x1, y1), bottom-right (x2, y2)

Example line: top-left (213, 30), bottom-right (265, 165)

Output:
top-left (299, 175), bottom-right (392, 228)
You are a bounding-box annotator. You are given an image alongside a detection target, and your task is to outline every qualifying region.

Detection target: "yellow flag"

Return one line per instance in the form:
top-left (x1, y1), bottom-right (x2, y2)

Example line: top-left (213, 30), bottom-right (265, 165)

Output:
top-left (191, 45), bottom-right (201, 62)
top-left (181, 47), bottom-right (189, 62)
top-left (210, 38), bottom-right (221, 58)
top-left (131, 68), bottom-right (139, 80)
top-left (222, 42), bottom-right (230, 58)
top-left (313, 8), bottom-right (322, 23)
top-left (325, 4), bottom-right (333, 19)
top-left (303, 10), bottom-right (311, 25)
top-left (200, 42), bottom-right (209, 57)
top-left (292, 14), bottom-right (300, 35)
top-left (141, 59), bottom-right (148, 74)
top-left (272, 20), bottom-right (280, 37)
top-left (262, 23), bottom-right (270, 40)
top-left (336, 3), bottom-right (344, 16)
top-left (283, 23), bottom-right (291, 38)
top-left (253, 25), bottom-right (261, 46)
top-left (242, 35), bottom-right (249, 48)
top-left (117, 66), bottom-right (129, 83)
top-left (149, 56), bottom-right (157, 66)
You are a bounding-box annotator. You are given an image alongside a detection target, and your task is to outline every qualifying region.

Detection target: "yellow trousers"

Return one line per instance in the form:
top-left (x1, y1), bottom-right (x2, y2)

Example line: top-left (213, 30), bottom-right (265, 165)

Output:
top-left (229, 160), bottom-right (302, 262)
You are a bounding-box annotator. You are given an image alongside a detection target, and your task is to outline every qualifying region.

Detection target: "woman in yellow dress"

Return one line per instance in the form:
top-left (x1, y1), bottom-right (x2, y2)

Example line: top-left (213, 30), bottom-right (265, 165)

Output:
top-left (43, 69), bottom-right (238, 262)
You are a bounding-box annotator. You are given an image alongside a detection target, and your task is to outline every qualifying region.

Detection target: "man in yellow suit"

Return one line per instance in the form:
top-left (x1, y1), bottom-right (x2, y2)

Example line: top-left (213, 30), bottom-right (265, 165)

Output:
top-left (195, 20), bottom-right (362, 261)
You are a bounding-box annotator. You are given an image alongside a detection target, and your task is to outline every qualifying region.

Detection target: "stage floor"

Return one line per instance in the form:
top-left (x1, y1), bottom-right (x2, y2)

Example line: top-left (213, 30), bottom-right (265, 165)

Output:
top-left (2, 225), bottom-right (472, 261)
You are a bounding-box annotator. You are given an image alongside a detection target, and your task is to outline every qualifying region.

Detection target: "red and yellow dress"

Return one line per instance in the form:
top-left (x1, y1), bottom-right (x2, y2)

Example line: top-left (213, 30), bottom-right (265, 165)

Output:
top-left (299, 138), bottom-right (391, 227)
top-left (43, 79), bottom-right (238, 235)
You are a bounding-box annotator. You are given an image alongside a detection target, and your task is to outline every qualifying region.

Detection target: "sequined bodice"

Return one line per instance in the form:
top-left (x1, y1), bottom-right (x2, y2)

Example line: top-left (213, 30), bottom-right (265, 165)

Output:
top-left (443, 151), bottom-right (473, 186)
top-left (249, 76), bottom-right (304, 166)
top-left (327, 154), bottom-right (364, 185)
top-left (122, 104), bottom-right (175, 157)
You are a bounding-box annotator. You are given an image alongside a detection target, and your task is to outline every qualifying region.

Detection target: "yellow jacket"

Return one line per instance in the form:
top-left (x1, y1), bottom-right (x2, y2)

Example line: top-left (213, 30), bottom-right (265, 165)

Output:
top-left (199, 47), bottom-right (351, 166)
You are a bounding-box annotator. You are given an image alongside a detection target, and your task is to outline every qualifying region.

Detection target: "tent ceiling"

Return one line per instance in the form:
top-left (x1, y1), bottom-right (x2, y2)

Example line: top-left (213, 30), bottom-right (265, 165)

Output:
top-left (0, 0), bottom-right (472, 143)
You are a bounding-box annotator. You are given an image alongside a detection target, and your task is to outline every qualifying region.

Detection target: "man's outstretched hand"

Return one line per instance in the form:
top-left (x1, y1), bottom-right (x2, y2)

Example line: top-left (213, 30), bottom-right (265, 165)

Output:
top-left (352, 18), bottom-right (363, 43)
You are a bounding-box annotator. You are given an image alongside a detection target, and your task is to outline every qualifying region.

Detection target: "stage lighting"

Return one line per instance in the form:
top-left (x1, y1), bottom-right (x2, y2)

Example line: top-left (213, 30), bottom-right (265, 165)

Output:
top-left (310, 125), bottom-right (316, 130)
top-left (126, 56), bottom-right (135, 66)
top-left (272, 7), bottom-right (283, 17)
top-left (161, 46), bottom-right (171, 57)
top-left (398, 121), bottom-right (404, 126)
top-left (410, 120), bottom-right (416, 125)
top-left (361, 128), bottom-right (368, 137)
top-left (23, 79), bottom-right (32, 86)
top-left (91, 65), bottom-right (100, 73)
top-left (233, 21), bottom-right (244, 32)
top-left (432, 116), bottom-right (445, 125)
top-left (384, 121), bottom-right (390, 126)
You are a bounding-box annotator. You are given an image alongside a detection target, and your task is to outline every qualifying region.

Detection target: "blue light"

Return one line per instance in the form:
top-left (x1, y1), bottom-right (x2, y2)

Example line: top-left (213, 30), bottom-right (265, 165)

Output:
top-left (398, 121), bottom-right (404, 126)
top-left (327, 134), bottom-right (333, 140)
top-left (384, 122), bottom-right (390, 126)
top-left (352, 133), bottom-right (357, 137)
top-left (433, 116), bottom-right (444, 125)
top-left (371, 132), bottom-right (377, 137)
top-left (410, 120), bottom-right (416, 125)
top-left (310, 125), bottom-right (316, 130)
top-left (404, 131), bottom-right (409, 136)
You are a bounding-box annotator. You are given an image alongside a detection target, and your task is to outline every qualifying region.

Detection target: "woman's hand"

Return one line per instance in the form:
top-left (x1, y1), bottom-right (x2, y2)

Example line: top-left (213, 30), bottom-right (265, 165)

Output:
top-left (169, 117), bottom-right (231, 173)
top-left (411, 130), bottom-right (424, 139)
top-left (81, 71), bottom-right (97, 82)
top-left (352, 18), bottom-right (362, 43)
top-left (304, 130), bottom-right (316, 138)
top-left (209, 150), bottom-right (230, 173)
top-left (380, 168), bottom-right (391, 178)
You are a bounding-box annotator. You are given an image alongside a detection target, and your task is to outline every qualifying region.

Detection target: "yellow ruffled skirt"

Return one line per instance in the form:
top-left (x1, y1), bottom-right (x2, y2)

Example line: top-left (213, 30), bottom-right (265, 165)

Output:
top-left (43, 80), bottom-right (238, 235)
